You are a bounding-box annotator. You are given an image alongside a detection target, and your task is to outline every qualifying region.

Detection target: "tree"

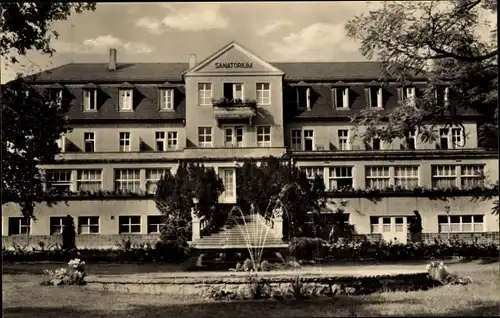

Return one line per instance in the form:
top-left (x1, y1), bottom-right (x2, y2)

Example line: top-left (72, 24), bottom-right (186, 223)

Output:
top-left (154, 162), bottom-right (224, 243)
top-left (345, 0), bottom-right (498, 215)
top-left (1, 3), bottom-right (96, 220)
top-left (236, 156), bottom-right (326, 238)
top-left (345, 0), bottom-right (497, 149)
top-left (62, 215), bottom-right (76, 251)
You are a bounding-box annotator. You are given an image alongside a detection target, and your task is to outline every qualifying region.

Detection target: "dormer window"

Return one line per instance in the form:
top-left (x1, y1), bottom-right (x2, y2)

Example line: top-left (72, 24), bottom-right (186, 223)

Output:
top-left (435, 85), bottom-right (449, 106)
top-left (159, 89), bottom-right (174, 111)
top-left (50, 89), bottom-right (64, 106)
top-left (56, 135), bottom-right (66, 153)
top-left (296, 87), bottom-right (310, 110)
top-left (118, 89), bottom-right (133, 111)
top-left (83, 89), bottom-right (97, 111)
top-left (366, 86), bottom-right (383, 108)
top-left (400, 86), bottom-right (416, 105)
top-left (333, 87), bottom-right (350, 109)
top-left (366, 137), bottom-right (381, 150)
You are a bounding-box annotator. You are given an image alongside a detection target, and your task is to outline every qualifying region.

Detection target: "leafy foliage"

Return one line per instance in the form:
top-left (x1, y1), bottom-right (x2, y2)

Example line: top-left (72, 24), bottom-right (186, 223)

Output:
top-left (1, 3), bottom-right (96, 63)
top-left (236, 156), bottom-right (326, 238)
top-left (1, 2), bottom-right (95, 219)
top-left (345, 0), bottom-right (498, 149)
top-left (154, 162), bottom-right (224, 243)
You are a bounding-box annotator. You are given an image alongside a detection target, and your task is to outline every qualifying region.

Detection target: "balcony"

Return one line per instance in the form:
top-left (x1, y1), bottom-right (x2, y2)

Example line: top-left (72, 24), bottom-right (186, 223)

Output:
top-left (213, 98), bottom-right (257, 126)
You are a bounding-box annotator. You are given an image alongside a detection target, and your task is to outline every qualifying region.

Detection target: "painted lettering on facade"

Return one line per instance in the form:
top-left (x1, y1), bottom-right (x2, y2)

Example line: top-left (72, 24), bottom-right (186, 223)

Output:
top-left (214, 62), bottom-right (253, 69)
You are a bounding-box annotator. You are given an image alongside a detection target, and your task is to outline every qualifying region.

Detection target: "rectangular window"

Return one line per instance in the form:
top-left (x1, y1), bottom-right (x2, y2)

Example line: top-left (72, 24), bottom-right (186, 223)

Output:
top-left (394, 166), bottom-right (419, 189)
top-left (256, 83), bottom-right (271, 105)
top-left (198, 83), bottom-right (212, 106)
top-left (84, 132), bottom-right (95, 152)
top-left (220, 168), bottom-right (236, 199)
top-left (257, 126), bottom-right (271, 147)
top-left (334, 88), bottom-right (349, 109)
top-left (461, 165), bottom-right (484, 189)
top-left (296, 87), bottom-right (310, 109)
top-left (118, 89), bottom-right (133, 111)
top-left (304, 130), bottom-right (314, 151)
top-left (329, 167), bottom-right (353, 190)
top-left (438, 214), bottom-right (484, 233)
top-left (50, 217), bottom-right (65, 235)
top-left (435, 86), bottom-right (449, 106)
top-left (338, 129), bottom-right (350, 150)
top-left (145, 168), bottom-right (170, 194)
top-left (370, 216), bottom-right (380, 233)
top-left (147, 215), bottom-right (163, 234)
top-left (432, 165), bottom-right (457, 188)
top-left (8, 217), bottom-right (30, 235)
top-left (78, 216), bottom-right (99, 234)
top-left (367, 137), bottom-right (381, 150)
top-left (368, 87), bottom-right (383, 108)
top-left (366, 166), bottom-right (390, 189)
top-left (115, 169), bottom-right (140, 192)
top-left (290, 129), bottom-right (313, 151)
top-left (52, 89), bottom-right (63, 106)
top-left (291, 129), bottom-right (302, 151)
top-left (119, 132), bottom-right (131, 152)
top-left (406, 129), bottom-right (417, 150)
top-left (167, 131), bottom-right (178, 150)
top-left (83, 89), bottom-right (97, 111)
top-left (159, 89), bottom-right (174, 110)
top-left (302, 167), bottom-right (324, 181)
top-left (224, 126), bottom-right (244, 147)
top-left (198, 127), bottom-right (213, 148)
top-left (440, 127), bottom-right (463, 149)
top-left (119, 216), bottom-right (141, 234)
top-left (46, 169), bottom-right (72, 193)
top-left (156, 132), bottom-right (165, 151)
top-left (76, 169), bottom-right (102, 192)
top-left (223, 83), bottom-right (244, 100)
top-left (402, 87), bottom-right (416, 104)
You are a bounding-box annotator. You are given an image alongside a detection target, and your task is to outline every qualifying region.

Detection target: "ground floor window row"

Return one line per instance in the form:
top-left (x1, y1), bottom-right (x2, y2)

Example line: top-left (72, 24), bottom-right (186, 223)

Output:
top-left (5, 214), bottom-right (486, 236)
top-left (6, 216), bottom-right (164, 236)
top-left (301, 164), bottom-right (485, 190)
top-left (45, 164), bottom-right (486, 195)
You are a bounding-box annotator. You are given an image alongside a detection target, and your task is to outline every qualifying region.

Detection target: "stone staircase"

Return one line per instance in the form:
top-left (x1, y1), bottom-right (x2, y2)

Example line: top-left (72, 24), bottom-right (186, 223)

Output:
top-left (191, 214), bottom-right (288, 249)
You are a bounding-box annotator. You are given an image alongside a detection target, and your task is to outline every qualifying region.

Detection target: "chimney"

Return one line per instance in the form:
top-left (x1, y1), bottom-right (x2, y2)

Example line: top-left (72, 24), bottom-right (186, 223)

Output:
top-left (109, 48), bottom-right (117, 71)
top-left (189, 54), bottom-right (196, 68)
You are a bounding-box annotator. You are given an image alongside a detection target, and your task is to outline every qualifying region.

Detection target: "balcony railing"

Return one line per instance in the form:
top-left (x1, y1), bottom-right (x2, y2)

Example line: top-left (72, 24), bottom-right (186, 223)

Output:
top-left (213, 98), bottom-right (257, 124)
top-left (212, 97), bottom-right (257, 109)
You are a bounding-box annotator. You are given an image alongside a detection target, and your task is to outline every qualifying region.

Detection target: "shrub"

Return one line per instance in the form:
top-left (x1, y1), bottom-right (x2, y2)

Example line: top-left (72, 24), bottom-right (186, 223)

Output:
top-left (247, 275), bottom-right (270, 299)
top-left (290, 275), bottom-right (307, 299)
top-left (41, 258), bottom-right (86, 286)
top-left (288, 237), bottom-right (330, 260)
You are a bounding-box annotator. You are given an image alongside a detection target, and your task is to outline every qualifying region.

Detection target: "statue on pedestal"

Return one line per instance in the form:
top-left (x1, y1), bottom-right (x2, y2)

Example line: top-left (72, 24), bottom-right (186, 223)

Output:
top-left (274, 205), bottom-right (283, 218)
top-left (191, 207), bottom-right (199, 221)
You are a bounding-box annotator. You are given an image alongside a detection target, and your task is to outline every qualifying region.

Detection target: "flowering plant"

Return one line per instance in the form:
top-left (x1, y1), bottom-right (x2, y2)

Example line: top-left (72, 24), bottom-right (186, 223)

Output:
top-left (41, 258), bottom-right (87, 286)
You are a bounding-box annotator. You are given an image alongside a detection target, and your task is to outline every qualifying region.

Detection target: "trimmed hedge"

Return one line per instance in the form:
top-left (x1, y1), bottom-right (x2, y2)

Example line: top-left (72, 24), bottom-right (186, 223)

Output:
top-left (288, 237), bottom-right (500, 261)
top-left (3, 237), bottom-right (498, 264)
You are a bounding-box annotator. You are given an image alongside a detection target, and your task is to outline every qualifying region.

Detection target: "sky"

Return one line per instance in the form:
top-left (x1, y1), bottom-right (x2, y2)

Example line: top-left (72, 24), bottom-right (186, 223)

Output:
top-left (0, 2), bottom-right (496, 84)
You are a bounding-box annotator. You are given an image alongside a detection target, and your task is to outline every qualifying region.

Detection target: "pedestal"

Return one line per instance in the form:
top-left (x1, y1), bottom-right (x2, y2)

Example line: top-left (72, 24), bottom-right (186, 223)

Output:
top-left (274, 217), bottom-right (283, 239)
top-left (192, 219), bottom-right (201, 241)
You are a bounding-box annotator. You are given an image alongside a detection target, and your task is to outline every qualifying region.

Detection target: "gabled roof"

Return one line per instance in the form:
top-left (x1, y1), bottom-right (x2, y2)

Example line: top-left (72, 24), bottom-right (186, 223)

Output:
top-left (183, 41), bottom-right (284, 76)
top-left (117, 82), bottom-right (135, 89)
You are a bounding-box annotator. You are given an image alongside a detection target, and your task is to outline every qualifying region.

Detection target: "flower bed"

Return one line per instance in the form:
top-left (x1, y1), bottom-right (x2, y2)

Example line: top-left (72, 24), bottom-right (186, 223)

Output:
top-left (40, 258), bottom-right (86, 286)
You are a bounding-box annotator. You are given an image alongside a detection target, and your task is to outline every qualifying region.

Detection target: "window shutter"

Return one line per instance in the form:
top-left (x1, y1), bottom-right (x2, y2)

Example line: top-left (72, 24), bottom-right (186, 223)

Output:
top-left (306, 87), bottom-right (311, 109)
top-left (332, 88), bottom-right (337, 109)
top-left (82, 90), bottom-right (86, 111)
top-left (365, 87), bottom-right (371, 107)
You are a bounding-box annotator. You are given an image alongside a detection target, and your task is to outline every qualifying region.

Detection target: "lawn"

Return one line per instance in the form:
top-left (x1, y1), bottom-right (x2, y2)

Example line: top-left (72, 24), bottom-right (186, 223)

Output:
top-left (3, 261), bottom-right (499, 317)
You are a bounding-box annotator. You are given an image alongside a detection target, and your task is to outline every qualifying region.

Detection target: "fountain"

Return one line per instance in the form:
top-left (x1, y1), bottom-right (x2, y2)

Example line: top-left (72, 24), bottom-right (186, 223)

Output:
top-left (220, 197), bottom-right (292, 273)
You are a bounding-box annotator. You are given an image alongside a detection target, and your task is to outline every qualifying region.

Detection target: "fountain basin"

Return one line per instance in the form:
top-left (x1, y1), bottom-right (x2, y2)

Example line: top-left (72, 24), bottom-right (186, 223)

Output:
top-left (84, 265), bottom-right (431, 298)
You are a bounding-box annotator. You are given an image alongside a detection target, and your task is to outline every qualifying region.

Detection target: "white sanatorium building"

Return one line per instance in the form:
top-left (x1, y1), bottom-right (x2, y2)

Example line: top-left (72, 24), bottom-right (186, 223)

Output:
top-left (2, 42), bottom-right (499, 249)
